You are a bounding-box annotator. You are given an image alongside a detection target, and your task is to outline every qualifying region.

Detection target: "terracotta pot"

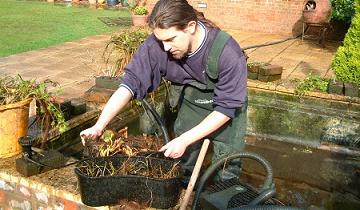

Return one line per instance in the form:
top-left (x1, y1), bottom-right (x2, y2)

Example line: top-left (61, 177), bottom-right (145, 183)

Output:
top-left (132, 15), bottom-right (148, 27)
top-left (0, 98), bottom-right (32, 158)
top-left (303, 0), bottom-right (332, 24)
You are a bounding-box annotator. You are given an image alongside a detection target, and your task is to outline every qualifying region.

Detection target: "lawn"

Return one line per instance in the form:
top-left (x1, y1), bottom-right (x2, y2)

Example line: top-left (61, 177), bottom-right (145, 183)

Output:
top-left (0, 0), bottom-right (130, 57)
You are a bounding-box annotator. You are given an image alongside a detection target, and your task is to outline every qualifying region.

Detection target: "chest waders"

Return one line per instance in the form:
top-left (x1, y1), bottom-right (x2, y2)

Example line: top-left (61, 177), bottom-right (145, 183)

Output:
top-left (170, 31), bottom-right (248, 182)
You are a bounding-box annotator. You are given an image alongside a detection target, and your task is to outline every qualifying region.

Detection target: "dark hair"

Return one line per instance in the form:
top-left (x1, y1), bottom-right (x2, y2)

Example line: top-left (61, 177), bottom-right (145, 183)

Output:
top-left (148, 0), bottom-right (218, 30)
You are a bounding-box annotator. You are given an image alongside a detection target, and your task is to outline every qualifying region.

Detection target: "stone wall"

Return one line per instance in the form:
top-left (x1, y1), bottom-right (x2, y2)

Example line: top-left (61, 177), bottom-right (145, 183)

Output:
top-left (146, 0), bottom-right (305, 35)
top-left (246, 81), bottom-right (360, 148)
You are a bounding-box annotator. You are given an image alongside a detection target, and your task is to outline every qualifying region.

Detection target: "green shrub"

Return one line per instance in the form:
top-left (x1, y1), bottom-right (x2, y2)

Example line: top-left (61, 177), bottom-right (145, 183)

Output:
top-left (331, 0), bottom-right (356, 23)
top-left (133, 6), bottom-right (148, 15)
top-left (332, 2), bottom-right (360, 86)
top-left (292, 74), bottom-right (329, 96)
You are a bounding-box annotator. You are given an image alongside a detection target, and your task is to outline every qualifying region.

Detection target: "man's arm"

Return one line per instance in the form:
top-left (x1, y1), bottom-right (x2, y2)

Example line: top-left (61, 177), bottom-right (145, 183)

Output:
top-left (80, 86), bottom-right (132, 141)
top-left (159, 110), bottom-right (230, 158)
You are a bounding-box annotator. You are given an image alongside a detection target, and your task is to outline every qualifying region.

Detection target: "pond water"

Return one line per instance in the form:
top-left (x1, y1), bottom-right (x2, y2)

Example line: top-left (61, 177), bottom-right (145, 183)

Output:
top-left (242, 135), bottom-right (360, 210)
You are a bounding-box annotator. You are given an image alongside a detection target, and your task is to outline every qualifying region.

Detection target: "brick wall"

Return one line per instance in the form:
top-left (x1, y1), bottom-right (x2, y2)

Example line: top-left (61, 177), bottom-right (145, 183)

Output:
top-left (0, 173), bottom-right (99, 210)
top-left (146, 0), bottom-right (305, 35)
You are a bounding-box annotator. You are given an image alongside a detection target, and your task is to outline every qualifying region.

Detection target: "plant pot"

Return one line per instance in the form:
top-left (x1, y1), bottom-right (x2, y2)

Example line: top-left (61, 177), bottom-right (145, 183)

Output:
top-left (89, 0), bottom-right (96, 5)
top-left (106, 0), bottom-right (119, 7)
top-left (0, 98), bottom-right (32, 158)
top-left (303, 0), bottom-right (332, 24)
top-left (95, 76), bottom-right (121, 90)
top-left (75, 155), bottom-right (183, 208)
top-left (132, 15), bottom-right (148, 27)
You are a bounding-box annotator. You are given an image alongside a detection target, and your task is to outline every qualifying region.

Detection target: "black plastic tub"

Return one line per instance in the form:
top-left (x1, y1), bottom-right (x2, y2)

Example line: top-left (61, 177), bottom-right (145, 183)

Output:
top-left (75, 155), bottom-right (183, 208)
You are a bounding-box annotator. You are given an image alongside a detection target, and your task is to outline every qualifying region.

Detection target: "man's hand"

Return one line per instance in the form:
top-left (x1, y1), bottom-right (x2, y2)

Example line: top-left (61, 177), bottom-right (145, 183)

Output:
top-left (80, 126), bottom-right (103, 145)
top-left (159, 136), bottom-right (190, 159)
top-left (159, 111), bottom-right (230, 159)
top-left (79, 87), bottom-right (133, 146)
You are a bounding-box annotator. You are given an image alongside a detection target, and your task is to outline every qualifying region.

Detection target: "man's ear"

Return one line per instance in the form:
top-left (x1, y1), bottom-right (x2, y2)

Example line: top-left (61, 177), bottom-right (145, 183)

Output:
top-left (184, 21), bottom-right (197, 34)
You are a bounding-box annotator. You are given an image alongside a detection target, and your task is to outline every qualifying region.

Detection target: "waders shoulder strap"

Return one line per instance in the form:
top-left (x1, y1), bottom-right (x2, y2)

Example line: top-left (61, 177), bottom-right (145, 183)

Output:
top-left (207, 30), bottom-right (231, 80)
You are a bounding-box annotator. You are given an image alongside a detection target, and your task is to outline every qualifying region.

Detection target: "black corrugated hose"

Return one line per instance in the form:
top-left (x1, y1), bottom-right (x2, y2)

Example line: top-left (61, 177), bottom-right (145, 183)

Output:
top-left (243, 35), bottom-right (301, 51)
top-left (141, 99), bottom-right (170, 144)
top-left (228, 206), bottom-right (304, 210)
top-left (191, 152), bottom-right (304, 210)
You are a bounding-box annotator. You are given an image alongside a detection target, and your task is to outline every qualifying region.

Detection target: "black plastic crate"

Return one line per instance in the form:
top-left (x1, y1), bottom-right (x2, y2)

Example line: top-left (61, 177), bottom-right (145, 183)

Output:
top-left (75, 155), bottom-right (182, 208)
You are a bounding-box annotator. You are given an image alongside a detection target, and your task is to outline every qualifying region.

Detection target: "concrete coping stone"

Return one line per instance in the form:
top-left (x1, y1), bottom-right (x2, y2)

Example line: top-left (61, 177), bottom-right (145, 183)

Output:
top-left (247, 80), bottom-right (360, 104)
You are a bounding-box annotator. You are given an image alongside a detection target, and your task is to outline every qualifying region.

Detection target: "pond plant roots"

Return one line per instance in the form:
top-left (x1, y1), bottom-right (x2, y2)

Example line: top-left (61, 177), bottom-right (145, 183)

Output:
top-left (75, 155), bottom-right (183, 208)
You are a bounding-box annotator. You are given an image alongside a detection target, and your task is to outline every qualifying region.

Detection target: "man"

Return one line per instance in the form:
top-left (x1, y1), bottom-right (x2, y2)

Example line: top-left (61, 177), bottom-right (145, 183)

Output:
top-left (80, 0), bottom-right (247, 181)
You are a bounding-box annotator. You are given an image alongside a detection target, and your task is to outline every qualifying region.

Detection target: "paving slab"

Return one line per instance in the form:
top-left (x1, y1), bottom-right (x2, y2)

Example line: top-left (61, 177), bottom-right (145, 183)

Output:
top-left (0, 30), bottom-right (341, 100)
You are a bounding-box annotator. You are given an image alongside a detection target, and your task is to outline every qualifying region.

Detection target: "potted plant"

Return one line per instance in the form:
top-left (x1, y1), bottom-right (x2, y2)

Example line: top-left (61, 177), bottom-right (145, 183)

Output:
top-left (95, 27), bottom-right (149, 91)
top-left (0, 75), bottom-right (67, 158)
top-left (128, 0), bottom-right (149, 26)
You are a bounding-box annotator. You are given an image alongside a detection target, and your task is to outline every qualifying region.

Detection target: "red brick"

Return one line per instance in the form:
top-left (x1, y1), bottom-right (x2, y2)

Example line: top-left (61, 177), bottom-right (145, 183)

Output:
top-left (83, 87), bottom-right (114, 103)
top-left (64, 200), bottom-right (78, 210)
top-left (0, 191), bottom-right (6, 204)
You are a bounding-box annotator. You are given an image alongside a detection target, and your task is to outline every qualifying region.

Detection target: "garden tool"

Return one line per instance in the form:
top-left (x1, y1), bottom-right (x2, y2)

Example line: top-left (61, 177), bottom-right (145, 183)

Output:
top-left (180, 139), bottom-right (210, 210)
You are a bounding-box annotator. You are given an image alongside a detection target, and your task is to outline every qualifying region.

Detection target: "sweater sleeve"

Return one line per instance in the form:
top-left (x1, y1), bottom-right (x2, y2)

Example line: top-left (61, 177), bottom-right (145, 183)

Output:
top-left (120, 35), bottom-right (164, 100)
top-left (213, 38), bottom-right (247, 118)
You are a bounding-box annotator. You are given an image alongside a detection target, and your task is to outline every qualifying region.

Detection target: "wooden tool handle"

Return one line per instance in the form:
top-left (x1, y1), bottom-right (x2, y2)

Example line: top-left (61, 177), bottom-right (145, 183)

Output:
top-left (179, 139), bottom-right (210, 210)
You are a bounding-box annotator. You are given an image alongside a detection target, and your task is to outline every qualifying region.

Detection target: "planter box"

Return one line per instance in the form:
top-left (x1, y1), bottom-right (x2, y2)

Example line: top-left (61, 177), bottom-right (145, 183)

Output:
top-left (75, 155), bottom-right (182, 208)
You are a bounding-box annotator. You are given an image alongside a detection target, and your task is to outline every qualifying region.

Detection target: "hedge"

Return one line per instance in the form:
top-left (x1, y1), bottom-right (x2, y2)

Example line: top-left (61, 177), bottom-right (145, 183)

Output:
top-left (332, 1), bottom-right (360, 86)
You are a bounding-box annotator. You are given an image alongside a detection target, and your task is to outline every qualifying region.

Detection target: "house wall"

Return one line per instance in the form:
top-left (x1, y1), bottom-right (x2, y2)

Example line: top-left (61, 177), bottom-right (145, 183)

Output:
top-left (146, 0), bottom-right (305, 35)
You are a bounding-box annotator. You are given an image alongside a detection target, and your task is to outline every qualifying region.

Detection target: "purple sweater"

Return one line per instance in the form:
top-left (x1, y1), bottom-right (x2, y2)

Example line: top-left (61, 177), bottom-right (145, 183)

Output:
top-left (120, 26), bottom-right (247, 118)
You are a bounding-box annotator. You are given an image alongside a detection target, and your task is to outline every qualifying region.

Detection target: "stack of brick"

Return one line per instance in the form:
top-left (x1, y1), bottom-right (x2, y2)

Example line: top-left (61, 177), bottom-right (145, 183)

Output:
top-left (247, 63), bottom-right (283, 82)
top-left (258, 64), bottom-right (283, 82)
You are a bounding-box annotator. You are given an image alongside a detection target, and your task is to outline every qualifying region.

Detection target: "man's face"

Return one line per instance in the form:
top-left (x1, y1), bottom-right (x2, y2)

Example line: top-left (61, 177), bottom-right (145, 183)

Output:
top-left (153, 22), bottom-right (196, 59)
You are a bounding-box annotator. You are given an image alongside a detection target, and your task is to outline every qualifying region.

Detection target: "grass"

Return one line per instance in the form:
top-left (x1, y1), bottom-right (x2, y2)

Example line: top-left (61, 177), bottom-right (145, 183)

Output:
top-left (0, 0), bottom-right (131, 57)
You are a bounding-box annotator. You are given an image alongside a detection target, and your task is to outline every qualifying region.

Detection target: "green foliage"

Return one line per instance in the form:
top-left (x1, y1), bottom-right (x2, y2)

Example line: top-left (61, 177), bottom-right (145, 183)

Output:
top-left (127, 0), bottom-right (148, 15)
top-left (0, 0), bottom-right (130, 57)
top-left (133, 5), bottom-right (148, 15)
top-left (0, 75), bottom-right (36, 105)
top-left (0, 75), bottom-right (67, 135)
top-left (292, 74), bottom-right (329, 96)
top-left (102, 130), bottom-right (115, 143)
top-left (331, 0), bottom-right (356, 23)
top-left (104, 28), bottom-right (149, 77)
top-left (332, 2), bottom-right (360, 86)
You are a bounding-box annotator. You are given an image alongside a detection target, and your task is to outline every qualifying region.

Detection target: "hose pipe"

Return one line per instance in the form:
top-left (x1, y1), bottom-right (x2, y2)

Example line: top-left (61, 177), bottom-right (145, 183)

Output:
top-left (228, 206), bottom-right (304, 210)
top-left (141, 99), bottom-right (170, 144)
top-left (192, 152), bottom-right (274, 210)
top-left (248, 188), bottom-right (276, 206)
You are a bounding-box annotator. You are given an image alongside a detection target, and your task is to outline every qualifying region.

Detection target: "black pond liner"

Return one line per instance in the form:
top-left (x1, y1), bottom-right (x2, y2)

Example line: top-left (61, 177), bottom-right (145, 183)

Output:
top-left (75, 155), bottom-right (183, 208)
